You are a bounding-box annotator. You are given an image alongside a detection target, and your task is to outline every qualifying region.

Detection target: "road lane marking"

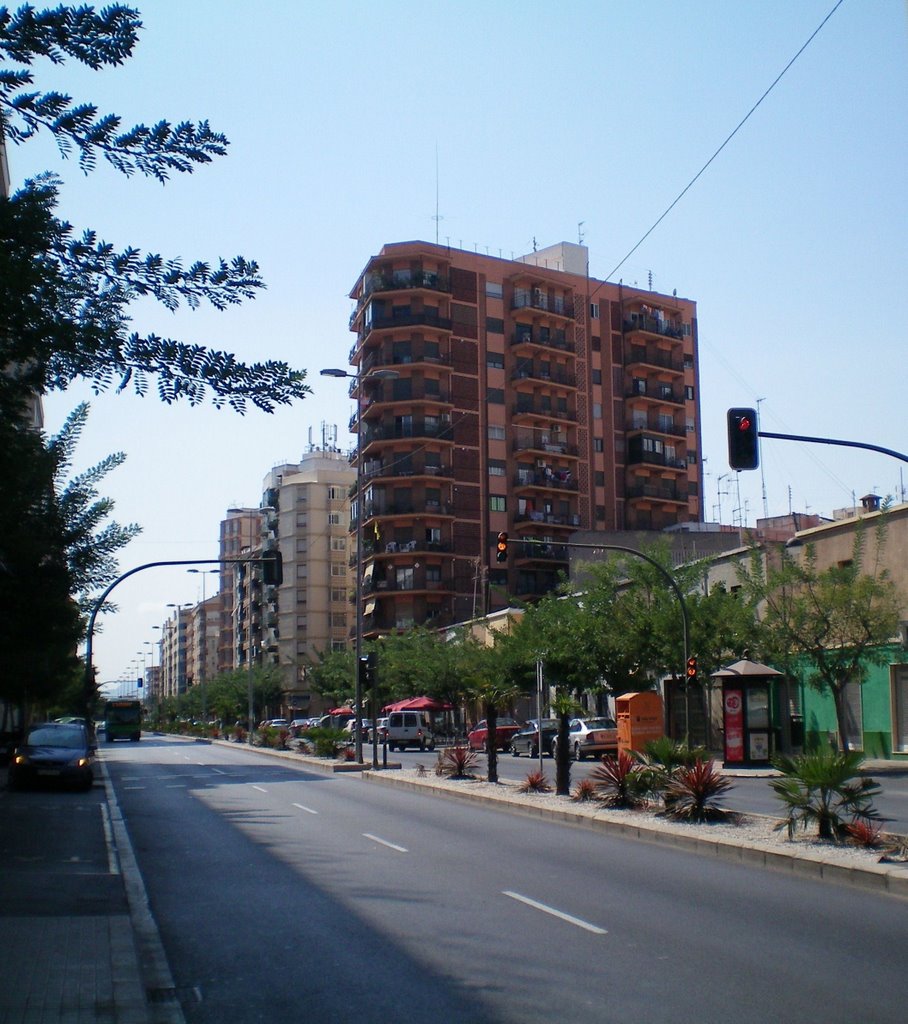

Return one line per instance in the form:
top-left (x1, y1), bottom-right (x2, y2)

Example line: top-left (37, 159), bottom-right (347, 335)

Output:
top-left (251, 785), bottom-right (268, 793)
top-left (99, 802), bottom-right (120, 875)
top-left (502, 891), bottom-right (607, 935)
top-left (293, 803), bottom-right (318, 815)
top-left (211, 768), bottom-right (226, 775)
top-left (363, 833), bottom-right (408, 853)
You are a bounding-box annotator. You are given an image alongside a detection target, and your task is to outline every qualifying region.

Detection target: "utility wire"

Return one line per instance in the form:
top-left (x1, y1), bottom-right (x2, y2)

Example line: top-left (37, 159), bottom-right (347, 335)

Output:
top-left (602, 0), bottom-right (847, 285)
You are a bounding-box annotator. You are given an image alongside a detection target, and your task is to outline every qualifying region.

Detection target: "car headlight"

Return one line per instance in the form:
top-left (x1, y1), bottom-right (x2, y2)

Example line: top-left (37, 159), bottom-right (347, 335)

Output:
top-left (70, 756), bottom-right (90, 768)
top-left (13, 754), bottom-right (28, 766)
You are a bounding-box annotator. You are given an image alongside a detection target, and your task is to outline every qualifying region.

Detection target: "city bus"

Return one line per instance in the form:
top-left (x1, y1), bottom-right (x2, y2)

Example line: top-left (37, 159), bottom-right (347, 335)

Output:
top-left (104, 699), bottom-right (142, 742)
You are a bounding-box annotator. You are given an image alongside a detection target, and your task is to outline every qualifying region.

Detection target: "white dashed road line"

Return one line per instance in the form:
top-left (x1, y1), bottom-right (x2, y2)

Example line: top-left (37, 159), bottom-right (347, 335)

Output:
top-left (363, 833), bottom-right (408, 853)
top-left (503, 891), bottom-right (607, 935)
top-left (251, 785), bottom-right (268, 794)
top-left (293, 803), bottom-right (318, 815)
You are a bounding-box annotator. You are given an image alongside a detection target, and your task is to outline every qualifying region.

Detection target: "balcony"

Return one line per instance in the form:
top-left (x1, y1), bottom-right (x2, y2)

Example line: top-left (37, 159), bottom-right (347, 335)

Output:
top-left (361, 348), bottom-right (451, 374)
top-left (363, 459), bottom-right (453, 484)
top-left (364, 570), bottom-right (455, 596)
top-left (509, 328), bottom-right (574, 354)
top-left (361, 500), bottom-right (455, 521)
top-left (362, 381), bottom-right (451, 412)
top-left (514, 541), bottom-right (570, 563)
top-left (512, 436), bottom-right (579, 458)
top-left (514, 511), bottom-right (581, 529)
top-left (511, 290), bottom-right (575, 320)
top-left (361, 418), bottom-right (454, 448)
top-left (512, 400), bottom-right (576, 423)
top-left (511, 365), bottom-right (576, 388)
top-left (364, 309), bottom-right (453, 337)
top-left (626, 481), bottom-right (688, 504)
top-left (626, 449), bottom-right (687, 472)
top-left (625, 383), bottom-right (685, 405)
top-left (625, 344), bottom-right (684, 373)
top-left (623, 314), bottom-right (684, 340)
top-left (363, 269), bottom-right (451, 299)
top-left (513, 470), bottom-right (578, 492)
top-left (625, 416), bottom-right (687, 439)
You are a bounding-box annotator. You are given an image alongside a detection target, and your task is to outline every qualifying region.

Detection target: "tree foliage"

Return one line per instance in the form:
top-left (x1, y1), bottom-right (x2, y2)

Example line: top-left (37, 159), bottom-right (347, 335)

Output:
top-left (737, 521), bottom-right (903, 751)
top-left (0, 4), bottom-right (311, 413)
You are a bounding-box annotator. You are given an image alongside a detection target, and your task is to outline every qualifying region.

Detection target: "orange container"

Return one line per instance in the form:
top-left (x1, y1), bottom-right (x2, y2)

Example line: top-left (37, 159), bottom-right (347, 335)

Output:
top-left (616, 691), bottom-right (664, 754)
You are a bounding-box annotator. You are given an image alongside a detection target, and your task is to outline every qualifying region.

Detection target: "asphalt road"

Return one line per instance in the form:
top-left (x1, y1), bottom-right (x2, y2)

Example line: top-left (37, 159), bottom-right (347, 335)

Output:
top-left (106, 736), bottom-right (908, 1024)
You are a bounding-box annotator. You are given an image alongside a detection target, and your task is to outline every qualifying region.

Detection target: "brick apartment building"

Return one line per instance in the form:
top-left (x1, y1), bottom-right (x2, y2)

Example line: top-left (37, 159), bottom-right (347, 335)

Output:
top-left (347, 240), bottom-right (703, 636)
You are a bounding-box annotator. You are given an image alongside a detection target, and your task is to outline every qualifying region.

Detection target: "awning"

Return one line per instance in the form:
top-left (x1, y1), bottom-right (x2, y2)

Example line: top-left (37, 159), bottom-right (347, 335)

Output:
top-left (362, 562), bottom-right (374, 583)
top-left (364, 597), bottom-right (377, 616)
top-left (381, 696), bottom-right (454, 713)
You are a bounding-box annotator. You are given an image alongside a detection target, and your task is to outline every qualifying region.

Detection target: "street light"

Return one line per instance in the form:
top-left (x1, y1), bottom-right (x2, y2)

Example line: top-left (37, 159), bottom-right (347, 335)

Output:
top-left (187, 568), bottom-right (219, 723)
top-left (320, 365), bottom-right (399, 765)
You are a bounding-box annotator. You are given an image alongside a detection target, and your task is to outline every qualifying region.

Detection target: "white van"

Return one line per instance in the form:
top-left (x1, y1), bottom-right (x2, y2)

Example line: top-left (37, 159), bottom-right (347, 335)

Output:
top-left (384, 710), bottom-right (437, 752)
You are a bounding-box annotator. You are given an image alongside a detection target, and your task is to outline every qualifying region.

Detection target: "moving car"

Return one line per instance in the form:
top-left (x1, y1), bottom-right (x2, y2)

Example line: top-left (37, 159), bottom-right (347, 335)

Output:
top-left (551, 717), bottom-right (618, 761)
top-left (510, 719), bottom-right (559, 757)
top-left (384, 711), bottom-right (438, 751)
top-left (467, 717), bottom-right (521, 752)
top-left (8, 722), bottom-right (96, 791)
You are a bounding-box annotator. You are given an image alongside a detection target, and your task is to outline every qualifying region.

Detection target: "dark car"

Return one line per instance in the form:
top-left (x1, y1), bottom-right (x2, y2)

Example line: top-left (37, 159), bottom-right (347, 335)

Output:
top-left (510, 719), bottom-right (559, 758)
top-left (8, 722), bottom-right (96, 791)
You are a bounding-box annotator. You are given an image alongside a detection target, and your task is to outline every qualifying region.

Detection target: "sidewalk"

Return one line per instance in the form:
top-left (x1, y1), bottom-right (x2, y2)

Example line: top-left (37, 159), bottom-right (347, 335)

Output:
top-left (0, 758), bottom-right (183, 1024)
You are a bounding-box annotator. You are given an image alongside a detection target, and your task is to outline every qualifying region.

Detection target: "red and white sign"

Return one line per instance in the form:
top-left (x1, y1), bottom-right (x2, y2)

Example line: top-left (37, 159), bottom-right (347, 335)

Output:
top-left (724, 688), bottom-right (744, 763)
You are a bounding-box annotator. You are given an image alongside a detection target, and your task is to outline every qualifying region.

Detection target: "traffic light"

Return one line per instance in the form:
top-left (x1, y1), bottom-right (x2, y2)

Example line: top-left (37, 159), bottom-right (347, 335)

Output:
top-left (686, 656), bottom-right (698, 687)
top-left (359, 651), bottom-right (377, 688)
top-left (495, 532), bottom-right (509, 563)
top-left (727, 407), bottom-right (759, 471)
top-left (262, 550), bottom-right (283, 586)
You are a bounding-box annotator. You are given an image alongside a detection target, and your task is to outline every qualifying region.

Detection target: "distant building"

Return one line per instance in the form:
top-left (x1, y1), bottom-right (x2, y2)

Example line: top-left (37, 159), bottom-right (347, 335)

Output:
top-left (217, 508), bottom-right (262, 674)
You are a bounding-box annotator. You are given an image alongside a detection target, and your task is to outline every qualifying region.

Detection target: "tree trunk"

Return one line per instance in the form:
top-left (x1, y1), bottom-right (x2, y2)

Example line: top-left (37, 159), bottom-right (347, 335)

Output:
top-left (486, 703), bottom-right (498, 783)
top-left (555, 712), bottom-right (571, 796)
top-left (831, 683), bottom-right (852, 754)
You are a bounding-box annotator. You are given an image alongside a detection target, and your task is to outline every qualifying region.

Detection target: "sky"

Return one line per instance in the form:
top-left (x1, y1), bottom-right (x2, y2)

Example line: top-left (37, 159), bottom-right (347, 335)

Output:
top-left (8, 0), bottom-right (907, 686)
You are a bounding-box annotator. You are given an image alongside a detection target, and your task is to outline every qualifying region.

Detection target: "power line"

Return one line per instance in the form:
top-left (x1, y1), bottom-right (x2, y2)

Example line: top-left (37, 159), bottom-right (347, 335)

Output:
top-left (601, 0), bottom-right (847, 285)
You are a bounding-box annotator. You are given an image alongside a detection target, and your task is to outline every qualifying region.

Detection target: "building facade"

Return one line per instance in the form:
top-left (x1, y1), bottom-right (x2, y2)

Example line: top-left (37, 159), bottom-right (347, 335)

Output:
top-left (261, 448), bottom-right (355, 716)
top-left (217, 508), bottom-right (262, 673)
top-left (347, 240), bottom-right (702, 636)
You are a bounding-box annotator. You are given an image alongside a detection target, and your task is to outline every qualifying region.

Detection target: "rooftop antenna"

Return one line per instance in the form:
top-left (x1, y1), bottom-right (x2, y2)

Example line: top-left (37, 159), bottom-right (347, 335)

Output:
top-left (578, 221), bottom-right (585, 245)
top-left (431, 142), bottom-right (443, 245)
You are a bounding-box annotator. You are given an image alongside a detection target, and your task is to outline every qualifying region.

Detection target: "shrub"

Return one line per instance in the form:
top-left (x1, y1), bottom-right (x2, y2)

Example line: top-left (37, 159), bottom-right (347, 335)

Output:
top-left (845, 819), bottom-right (885, 848)
top-left (519, 770), bottom-right (552, 794)
top-left (571, 778), bottom-right (597, 803)
top-left (770, 750), bottom-right (883, 841)
top-left (435, 745), bottom-right (479, 779)
top-left (663, 759), bottom-right (734, 822)
top-left (305, 726), bottom-right (349, 758)
top-left (592, 750), bottom-right (650, 809)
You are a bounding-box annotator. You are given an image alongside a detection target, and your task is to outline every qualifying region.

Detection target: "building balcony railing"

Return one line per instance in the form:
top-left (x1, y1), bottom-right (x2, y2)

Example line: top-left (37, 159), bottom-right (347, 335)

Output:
top-left (512, 402), bottom-right (576, 422)
top-left (511, 291), bottom-right (575, 320)
top-left (626, 450), bottom-right (687, 471)
top-left (513, 471), bottom-right (578, 492)
top-left (511, 366), bottom-right (576, 388)
top-left (623, 314), bottom-right (685, 340)
top-left (362, 383), bottom-right (451, 411)
top-left (358, 540), bottom-right (452, 564)
top-left (365, 573), bottom-right (455, 596)
top-left (512, 437), bottom-right (579, 457)
top-left (625, 384), bottom-right (685, 405)
top-left (514, 542), bottom-right (570, 563)
top-left (362, 460), bottom-right (453, 483)
top-left (514, 512), bottom-right (581, 528)
top-left (624, 344), bottom-right (685, 373)
top-left (625, 482), bottom-right (688, 503)
top-left (365, 310), bottom-right (453, 335)
top-left (361, 419), bottom-right (454, 447)
top-left (626, 417), bottom-right (687, 438)
top-left (360, 500), bottom-right (455, 523)
top-left (362, 269), bottom-right (451, 300)
top-left (360, 348), bottom-right (452, 374)
top-left (509, 329), bottom-right (574, 354)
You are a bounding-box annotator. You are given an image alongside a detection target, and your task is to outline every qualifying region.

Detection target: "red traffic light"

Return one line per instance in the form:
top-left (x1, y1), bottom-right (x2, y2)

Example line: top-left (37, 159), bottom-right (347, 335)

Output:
top-left (686, 656), bottom-right (698, 680)
top-left (495, 532), bottom-right (509, 563)
top-left (727, 407), bottom-right (759, 471)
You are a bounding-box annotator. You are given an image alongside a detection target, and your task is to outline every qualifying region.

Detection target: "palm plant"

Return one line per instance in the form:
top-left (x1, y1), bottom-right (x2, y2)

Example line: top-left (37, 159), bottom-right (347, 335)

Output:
top-left (770, 750), bottom-right (883, 841)
top-left (435, 745), bottom-right (479, 779)
top-left (591, 750), bottom-right (650, 809)
top-left (663, 759), bottom-right (734, 822)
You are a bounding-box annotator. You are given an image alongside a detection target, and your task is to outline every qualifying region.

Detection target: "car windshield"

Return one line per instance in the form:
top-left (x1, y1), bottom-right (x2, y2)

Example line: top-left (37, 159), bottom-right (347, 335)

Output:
top-left (26, 726), bottom-right (85, 748)
top-left (584, 718), bottom-right (615, 729)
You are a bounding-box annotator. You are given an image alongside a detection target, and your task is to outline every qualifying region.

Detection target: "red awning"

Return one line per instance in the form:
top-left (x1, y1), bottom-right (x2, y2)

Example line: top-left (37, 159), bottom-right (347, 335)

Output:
top-left (328, 707), bottom-right (354, 715)
top-left (381, 696), bottom-right (453, 713)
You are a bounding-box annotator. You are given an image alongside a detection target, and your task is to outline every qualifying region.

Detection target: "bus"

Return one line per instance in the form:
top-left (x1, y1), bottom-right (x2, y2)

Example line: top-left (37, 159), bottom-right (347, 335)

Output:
top-left (104, 699), bottom-right (142, 742)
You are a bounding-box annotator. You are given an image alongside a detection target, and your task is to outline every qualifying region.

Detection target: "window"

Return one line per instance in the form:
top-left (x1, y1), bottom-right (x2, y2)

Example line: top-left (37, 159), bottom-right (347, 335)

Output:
top-left (591, 335), bottom-right (601, 351)
top-left (328, 513), bottom-right (341, 526)
top-left (592, 368), bottom-right (602, 385)
top-left (330, 563), bottom-right (346, 577)
top-left (330, 613), bottom-right (347, 629)
top-left (593, 438), bottom-right (603, 452)
top-left (590, 303), bottom-right (600, 319)
top-left (486, 316), bottom-right (504, 334)
top-left (488, 425), bottom-right (506, 440)
top-left (296, 513), bottom-right (308, 528)
top-left (332, 640), bottom-right (347, 653)
top-left (595, 471), bottom-right (605, 486)
top-left (331, 588), bottom-right (346, 603)
top-left (596, 504), bottom-right (606, 521)
top-left (488, 388), bottom-right (504, 404)
top-left (327, 485), bottom-right (345, 500)
top-left (485, 281), bottom-right (503, 299)
top-left (488, 460), bottom-right (506, 477)
top-left (487, 352), bottom-right (504, 369)
top-left (593, 403), bottom-right (602, 419)
top-left (685, 385), bottom-right (695, 401)
top-left (489, 495), bottom-right (507, 512)
top-left (330, 537), bottom-right (346, 551)
top-left (687, 450), bottom-right (698, 465)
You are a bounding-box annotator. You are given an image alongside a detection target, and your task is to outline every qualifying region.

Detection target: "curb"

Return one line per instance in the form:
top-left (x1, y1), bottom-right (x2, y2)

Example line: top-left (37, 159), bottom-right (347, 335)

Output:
top-left (362, 770), bottom-right (908, 901)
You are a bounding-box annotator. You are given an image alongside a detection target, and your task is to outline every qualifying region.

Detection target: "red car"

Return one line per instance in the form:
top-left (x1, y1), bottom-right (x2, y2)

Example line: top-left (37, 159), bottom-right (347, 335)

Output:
top-left (467, 717), bottom-right (521, 752)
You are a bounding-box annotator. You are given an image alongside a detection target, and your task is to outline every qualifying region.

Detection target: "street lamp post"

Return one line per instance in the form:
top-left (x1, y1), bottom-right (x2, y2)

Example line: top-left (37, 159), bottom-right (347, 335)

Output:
top-left (320, 365), bottom-right (399, 765)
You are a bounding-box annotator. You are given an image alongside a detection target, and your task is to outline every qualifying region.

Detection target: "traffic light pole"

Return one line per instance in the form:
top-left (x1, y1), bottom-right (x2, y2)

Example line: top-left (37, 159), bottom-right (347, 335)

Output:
top-left (758, 431), bottom-right (908, 464)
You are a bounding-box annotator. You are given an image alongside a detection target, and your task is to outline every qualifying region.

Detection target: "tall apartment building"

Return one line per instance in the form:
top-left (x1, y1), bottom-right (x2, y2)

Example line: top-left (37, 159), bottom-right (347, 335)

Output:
top-left (261, 448), bottom-right (355, 715)
top-left (217, 508), bottom-right (262, 673)
top-left (347, 240), bottom-right (702, 636)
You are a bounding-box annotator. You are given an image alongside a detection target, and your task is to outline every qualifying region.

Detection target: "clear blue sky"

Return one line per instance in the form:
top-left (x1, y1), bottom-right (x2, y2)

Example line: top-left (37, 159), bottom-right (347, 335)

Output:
top-left (10, 0), bottom-right (906, 685)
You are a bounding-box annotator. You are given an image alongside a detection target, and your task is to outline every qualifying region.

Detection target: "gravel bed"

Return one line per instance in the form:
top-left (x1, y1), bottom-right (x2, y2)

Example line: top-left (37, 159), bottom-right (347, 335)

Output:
top-left (402, 769), bottom-right (908, 872)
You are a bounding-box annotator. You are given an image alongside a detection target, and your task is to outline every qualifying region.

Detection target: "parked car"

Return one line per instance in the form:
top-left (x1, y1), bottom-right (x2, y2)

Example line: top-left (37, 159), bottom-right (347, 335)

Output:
top-left (343, 718), bottom-right (373, 742)
top-left (510, 719), bottom-right (559, 757)
top-left (384, 710), bottom-right (437, 751)
top-left (467, 717), bottom-right (521, 752)
top-left (551, 717), bottom-right (619, 761)
top-left (258, 719), bottom-right (289, 730)
top-left (8, 722), bottom-right (96, 791)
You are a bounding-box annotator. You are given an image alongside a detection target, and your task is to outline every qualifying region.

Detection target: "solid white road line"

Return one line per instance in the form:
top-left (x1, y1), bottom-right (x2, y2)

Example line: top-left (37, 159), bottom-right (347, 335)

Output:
top-left (251, 785), bottom-right (268, 793)
top-left (99, 802), bottom-right (120, 875)
top-left (292, 803), bottom-right (318, 815)
top-left (502, 891), bottom-right (608, 935)
top-left (363, 833), bottom-right (408, 853)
